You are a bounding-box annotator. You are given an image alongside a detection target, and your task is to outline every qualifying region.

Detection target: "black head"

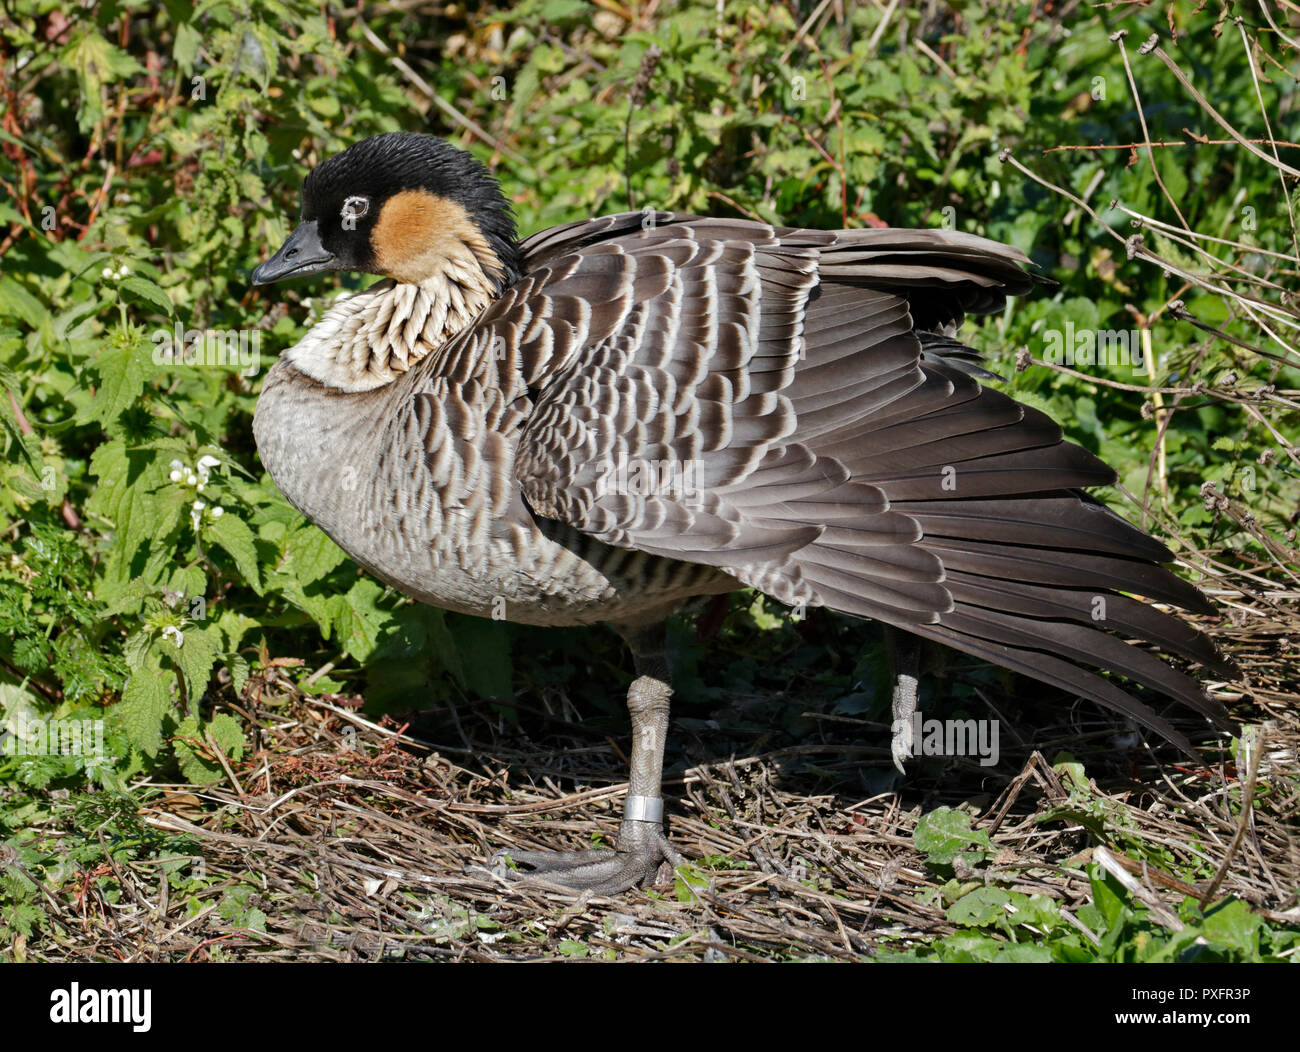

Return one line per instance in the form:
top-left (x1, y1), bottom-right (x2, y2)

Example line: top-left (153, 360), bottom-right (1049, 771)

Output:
top-left (252, 132), bottom-right (522, 289)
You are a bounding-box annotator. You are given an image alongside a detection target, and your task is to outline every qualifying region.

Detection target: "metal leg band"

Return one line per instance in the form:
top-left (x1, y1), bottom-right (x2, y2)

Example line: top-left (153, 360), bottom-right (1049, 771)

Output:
top-left (623, 794), bottom-right (664, 823)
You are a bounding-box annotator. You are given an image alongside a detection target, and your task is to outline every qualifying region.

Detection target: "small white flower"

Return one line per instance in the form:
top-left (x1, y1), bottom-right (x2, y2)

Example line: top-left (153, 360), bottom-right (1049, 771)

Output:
top-left (118, 264), bottom-right (130, 277)
top-left (170, 459), bottom-right (184, 472)
top-left (185, 472), bottom-right (197, 486)
top-left (195, 455), bottom-right (221, 485)
top-left (169, 470), bottom-right (182, 483)
top-left (192, 500), bottom-right (205, 511)
top-left (162, 625), bottom-right (184, 647)
top-left (212, 506), bottom-right (224, 518)
top-left (101, 267), bottom-right (113, 279)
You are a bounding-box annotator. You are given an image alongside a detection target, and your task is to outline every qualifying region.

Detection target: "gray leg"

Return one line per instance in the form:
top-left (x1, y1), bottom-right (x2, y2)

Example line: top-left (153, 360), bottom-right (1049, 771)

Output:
top-left (494, 620), bottom-right (682, 894)
top-left (887, 628), bottom-right (920, 774)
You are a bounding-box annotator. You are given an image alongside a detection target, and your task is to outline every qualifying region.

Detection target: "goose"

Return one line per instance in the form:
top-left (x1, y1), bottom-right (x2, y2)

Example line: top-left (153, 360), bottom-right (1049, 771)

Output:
top-left (251, 132), bottom-right (1232, 893)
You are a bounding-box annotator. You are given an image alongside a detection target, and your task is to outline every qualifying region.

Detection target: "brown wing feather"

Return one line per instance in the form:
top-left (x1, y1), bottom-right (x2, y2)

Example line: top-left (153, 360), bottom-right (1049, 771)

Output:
top-left (497, 214), bottom-right (1231, 748)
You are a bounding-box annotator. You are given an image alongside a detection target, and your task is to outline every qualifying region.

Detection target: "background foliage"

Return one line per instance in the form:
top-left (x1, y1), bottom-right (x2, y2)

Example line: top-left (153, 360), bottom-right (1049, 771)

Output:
top-left (0, 0), bottom-right (1296, 957)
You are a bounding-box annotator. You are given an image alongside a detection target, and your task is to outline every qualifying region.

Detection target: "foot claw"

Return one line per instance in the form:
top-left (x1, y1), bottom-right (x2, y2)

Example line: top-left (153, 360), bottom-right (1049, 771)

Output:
top-left (490, 822), bottom-right (681, 895)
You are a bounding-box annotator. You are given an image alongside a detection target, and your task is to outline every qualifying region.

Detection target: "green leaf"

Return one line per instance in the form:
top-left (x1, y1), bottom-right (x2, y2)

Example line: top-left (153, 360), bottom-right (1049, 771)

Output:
top-left (87, 441), bottom-right (175, 596)
top-left (86, 342), bottom-right (145, 425)
top-left (120, 276), bottom-right (173, 316)
top-left (1088, 865), bottom-right (1129, 932)
top-left (947, 887), bottom-right (1013, 927)
top-left (208, 512), bottom-right (262, 591)
top-left (0, 683), bottom-right (43, 738)
top-left (169, 626), bottom-right (219, 707)
top-left (206, 712), bottom-right (246, 760)
top-left (286, 525), bottom-right (347, 585)
top-left (328, 578), bottom-right (388, 663)
top-left (174, 23), bottom-right (202, 71)
top-left (914, 807), bottom-right (994, 866)
top-left (174, 715), bottom-right (222, 785)
top-left (747, 594), bottom-right (782, 630)
top-left (1037, 805), bottom-right (1109, 840)
top-left (4, 901), bottom-right (46, 938)
top-left (673, 863), bottom-right (709, 902)
top-left (227, 653), bottom-right (250, 697)
top-left (0, 398), bottom-right (42, 479)
top-left (1198, 899), bottom-right (1263, 957)
top-left (114, 667), bottom-right (173, 756)
top-left (61, 31), bottom-right (144, 131)
top-left (0, 276), bottom-right (47, 328)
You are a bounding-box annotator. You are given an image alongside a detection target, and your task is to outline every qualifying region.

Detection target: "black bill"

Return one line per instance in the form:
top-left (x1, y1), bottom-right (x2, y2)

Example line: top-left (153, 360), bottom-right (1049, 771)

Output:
top-left (251, 220), bottom-right (336, 285)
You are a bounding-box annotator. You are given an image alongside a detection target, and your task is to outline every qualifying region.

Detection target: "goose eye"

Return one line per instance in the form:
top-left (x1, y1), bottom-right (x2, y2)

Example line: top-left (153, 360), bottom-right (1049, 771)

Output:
top-left (341, 196), bottom-right (370, 221)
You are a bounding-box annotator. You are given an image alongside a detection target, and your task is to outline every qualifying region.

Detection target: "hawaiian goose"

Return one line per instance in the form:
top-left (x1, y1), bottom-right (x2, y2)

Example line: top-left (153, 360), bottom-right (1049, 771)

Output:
top-left (252, 132), bottom-right (1231, 893)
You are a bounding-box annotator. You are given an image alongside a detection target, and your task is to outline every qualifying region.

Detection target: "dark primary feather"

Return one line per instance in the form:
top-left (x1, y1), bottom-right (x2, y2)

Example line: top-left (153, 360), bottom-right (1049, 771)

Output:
top-left (472, 213), bottom-right (1230, 751)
